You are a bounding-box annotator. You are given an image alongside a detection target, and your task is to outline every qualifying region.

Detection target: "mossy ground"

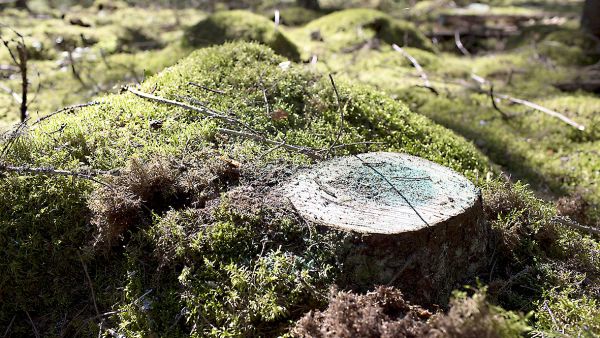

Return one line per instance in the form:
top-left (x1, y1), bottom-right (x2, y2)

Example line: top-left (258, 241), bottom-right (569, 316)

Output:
top-left (0, 5), bottom-right (205, 130)
top-left (1, 1), bottom-right (600, 337)
top-left (182, 10), bottom-right (300, 61)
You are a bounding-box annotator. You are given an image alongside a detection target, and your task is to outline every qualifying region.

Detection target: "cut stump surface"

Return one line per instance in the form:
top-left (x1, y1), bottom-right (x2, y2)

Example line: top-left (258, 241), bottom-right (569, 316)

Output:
top-left (285, 152), bottom-right (480, 233)
top-left (283, 152), bottom-right (488, 303)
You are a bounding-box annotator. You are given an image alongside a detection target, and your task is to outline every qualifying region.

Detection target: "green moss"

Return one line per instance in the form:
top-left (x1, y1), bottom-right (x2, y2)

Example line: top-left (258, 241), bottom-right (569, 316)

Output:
top-left (534, 288), bottom-right (600, 337)
top-left (300, 8), bottom-right (435, 53)
top-left (267, 6), bottom-right (323, 26)
top-left (183, 10), bottom-right (300, 61)
top-left (0, 42), bottom-right (491, 336)
top-left (0, 6), bottom-right (203, 130)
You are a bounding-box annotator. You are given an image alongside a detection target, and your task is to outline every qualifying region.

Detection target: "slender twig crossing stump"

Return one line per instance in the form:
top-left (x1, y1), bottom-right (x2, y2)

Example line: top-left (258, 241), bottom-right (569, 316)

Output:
top-left (283, 152), bottom-right (487, 303)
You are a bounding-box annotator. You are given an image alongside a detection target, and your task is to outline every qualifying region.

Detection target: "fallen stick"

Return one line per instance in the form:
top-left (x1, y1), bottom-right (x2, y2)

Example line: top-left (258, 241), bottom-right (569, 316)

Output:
top-left (552, 216), bottom-right (600, 236)
top-left (392, 44), bottom-right (438, 94)
top-left (470, 74), bottom-right (586, 131)
top-left (217, 127), bottom-right (322, 160)
top-left (0, 83), bottom-right (21, 104)
top-left (31, 101), bottom-right (99, 127)
top-left (128, 87), bottom-right (256, 133)
top-left (499, 94), bottom-right (585, 131)
top-left (454, 31), bottom-right (471, 57)
top-left (0, 163), bottom-right (116, 188)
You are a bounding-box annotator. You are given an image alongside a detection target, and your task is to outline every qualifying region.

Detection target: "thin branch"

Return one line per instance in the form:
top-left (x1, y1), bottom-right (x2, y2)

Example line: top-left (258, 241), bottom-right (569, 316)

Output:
top-left (489, 84), bottom-right (512, 120)
top-left (24, 310), bottom-right (40, 338)
top-left (352, 153), bottom-right (430, 227)
top-left (31, 101), bottom-right (99, 127)
top-left (67, 49), bottom-right (86, 87)
top-left (128, 87), bottom-right (257, 133)
top-left (217, 127), bottom-right (322, 160)
top-left (392, 44), bottom-right (437, 94)
top-left (469, 74), bottom-right (586, 131)
top-left (326, 73), bottom-right (344, 158)
top-left (0, 119), bottom-right (28, 159)
top-left (454, 31), bottom-right (471, 57)
top-left (0, 163), bottom-right (116, 188)
top-left (17, 39), bottom-right (27, 122)
top-left (2, 315), bottom-right (15, 338)
top-left (329, 141), bottom-right (385, 149)
top-left (500, 94), bottom-right (585, 131)
top-left (79, 253), bottom-right (100, 319)
top-left (1, 28), bottom-right (28, 121)
top-left (188, 81), bottom-right (226, 95)
top-left (552, 216), bottom-right (600, 236)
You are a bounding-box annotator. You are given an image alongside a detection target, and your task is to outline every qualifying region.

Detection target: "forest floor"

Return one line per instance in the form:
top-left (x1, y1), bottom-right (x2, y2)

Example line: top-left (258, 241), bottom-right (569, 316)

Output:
top-left (1, 0), bottom-right (599, 337)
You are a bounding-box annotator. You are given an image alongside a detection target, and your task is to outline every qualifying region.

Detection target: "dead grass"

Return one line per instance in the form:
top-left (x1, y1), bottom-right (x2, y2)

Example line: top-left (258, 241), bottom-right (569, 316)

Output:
top-left (293, 286), bottom-right (528, 338)
top-left (88, 154), bottom-right (240, 249)
top-left (556, 192), bottom-right (595, 226)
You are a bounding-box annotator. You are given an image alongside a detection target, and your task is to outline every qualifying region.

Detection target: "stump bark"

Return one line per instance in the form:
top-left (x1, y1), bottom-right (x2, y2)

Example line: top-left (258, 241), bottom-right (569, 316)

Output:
top-left (283, 152), bottom-right (488, 303)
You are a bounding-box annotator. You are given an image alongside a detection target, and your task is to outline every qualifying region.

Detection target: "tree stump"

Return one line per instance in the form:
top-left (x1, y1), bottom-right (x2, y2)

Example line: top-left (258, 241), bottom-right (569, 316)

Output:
top-left (283, 152), bottom-right (488, 303)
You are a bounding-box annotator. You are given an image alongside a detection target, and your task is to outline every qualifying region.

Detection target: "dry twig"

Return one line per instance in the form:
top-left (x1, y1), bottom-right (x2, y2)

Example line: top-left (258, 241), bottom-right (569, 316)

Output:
top-left (188, 81), bottom-right (226, 95)
top-left (552, 216), bottom-right (600, 236)
top-left (351, 153), bottom-right (430, 227)
top-left (217, 127), bottom-right (322, 160)
top-left (31, 101), bottom-right (99, 127)
top-left (128, 87), bottom-right (257, 133)
top-left (392, 44), bottom-right (438, 94)
top-left (326, 74), bottom-right (344, 158)
top-left (454, 31), bottom-right (471, 57)
top-left (2, 315), bottom-right (15, 338)
top-left (469, 74), bottom-right (586, 131)
top-left (1, 25), bottom-right (28, 121)
top-left (0, 163), bottom-right (115, 188)
top-left (489, 84), bottom-right (512, 120)
top-left (24, 310), bottom-right (40, 338)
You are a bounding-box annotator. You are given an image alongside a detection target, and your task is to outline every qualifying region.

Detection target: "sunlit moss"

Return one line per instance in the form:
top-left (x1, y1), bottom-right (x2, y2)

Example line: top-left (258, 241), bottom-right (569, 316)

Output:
top-left (183, 10), bottom-right (300, 61)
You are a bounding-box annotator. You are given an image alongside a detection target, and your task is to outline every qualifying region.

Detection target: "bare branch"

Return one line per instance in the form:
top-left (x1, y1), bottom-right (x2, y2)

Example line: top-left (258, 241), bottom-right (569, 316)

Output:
top-left (31, 101), bottom-right (99, 127)
top-left (78, 253), bottom-right (100, 319)
top-left (24, 310), bottom-right (40, 338)
top-left (217, 127), bottom-right (322, 160)
top-left (188, 81), bottom-right (226, 95)
top-left (489, 84), bottom-right (512, 120)
top-left (128, 87), bottom-right (256, 133)
top-left (469, 74), bottom-right (586, 131)
top-left (2, 315), bottom-right (15, 338)
top-left (392, 44), bottom-right (437, 94)
top-left (67, 49), bottom-right (86, 87)
top-left (351, 153), bottom-right (430, 227)
top-left (500, 94), bottom-right (585, 131)
top-left (552, 216), bottom-right (600, 236)
top-left (0, 163), bottom-right (116, 188)
top-left (16, 40), bottom-right (27, 121)
top-left (454, 31), bottom-right (471, 57)
top-left (326, 73), bottom-right (344, 158)
top-left (0, 119), bottom-right (28, 159)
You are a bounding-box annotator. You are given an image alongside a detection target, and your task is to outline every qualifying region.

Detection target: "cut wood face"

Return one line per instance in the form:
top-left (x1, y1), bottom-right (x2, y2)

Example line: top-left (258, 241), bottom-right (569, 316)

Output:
top-left (284, 152), bottom-right (480, 234)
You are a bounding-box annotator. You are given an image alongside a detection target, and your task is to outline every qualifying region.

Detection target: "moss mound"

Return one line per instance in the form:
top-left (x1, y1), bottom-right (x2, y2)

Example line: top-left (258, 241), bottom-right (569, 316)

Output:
top-left (269, 6), bottom-right (323, 26)
top-left (302, 8), bottom-right (435, 53)
top-left (183, 10), bottom-right (300, 61)
top-left (0, 42), bottom-right (491, 336)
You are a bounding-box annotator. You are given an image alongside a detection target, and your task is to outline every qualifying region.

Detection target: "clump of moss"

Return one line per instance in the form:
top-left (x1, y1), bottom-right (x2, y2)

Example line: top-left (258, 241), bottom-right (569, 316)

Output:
top-left (533, 287), bottom-right (600, 336)
top-left (183, 10), bottom-right (300, 61)
top-left (0, 42), bottom-right (490, 336)
top-left (268, 6), bottom-right (323, 26)
top-left (89, 154), bottom-right (241, 248)
top-left (481, 180), bottom-right (600, 333)
top-left (301, 8), bottom-right (435, 53)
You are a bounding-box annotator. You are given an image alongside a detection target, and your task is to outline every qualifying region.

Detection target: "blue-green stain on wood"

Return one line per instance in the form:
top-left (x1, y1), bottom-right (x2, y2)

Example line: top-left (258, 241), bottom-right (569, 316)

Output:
top-left (327, 162), bottom-right (436, 206)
